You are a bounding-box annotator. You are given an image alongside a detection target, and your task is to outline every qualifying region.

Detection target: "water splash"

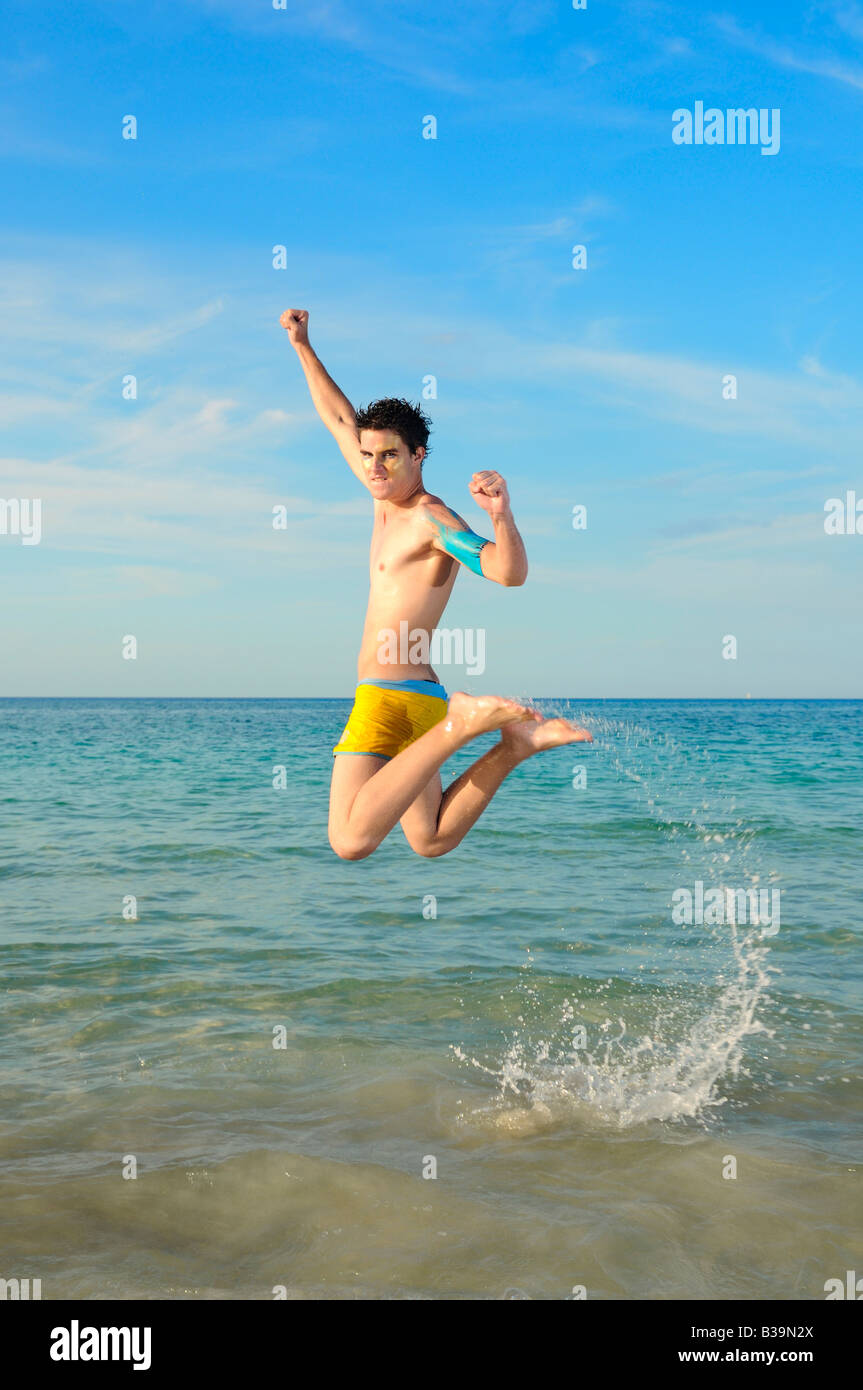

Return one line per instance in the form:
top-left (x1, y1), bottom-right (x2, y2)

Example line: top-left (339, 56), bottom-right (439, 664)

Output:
top-left (453, 711), bottom-right (779, 1131)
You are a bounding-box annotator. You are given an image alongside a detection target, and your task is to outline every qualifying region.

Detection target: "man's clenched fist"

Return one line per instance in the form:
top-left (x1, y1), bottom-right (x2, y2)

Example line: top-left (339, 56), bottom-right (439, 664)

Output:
top-left (280, 308), bottom-right (309, 345)
top-left (469, 470), bottom-right (511, 518)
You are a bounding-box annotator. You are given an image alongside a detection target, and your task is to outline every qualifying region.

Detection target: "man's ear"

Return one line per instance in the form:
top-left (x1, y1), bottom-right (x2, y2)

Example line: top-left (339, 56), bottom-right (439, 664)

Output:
top-left (414, 446), bottom-right (426, 467)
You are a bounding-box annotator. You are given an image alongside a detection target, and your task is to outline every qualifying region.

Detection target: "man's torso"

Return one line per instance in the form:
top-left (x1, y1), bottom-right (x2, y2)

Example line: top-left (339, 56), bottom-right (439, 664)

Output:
top-left (357, 492), bottom-right (459, 683)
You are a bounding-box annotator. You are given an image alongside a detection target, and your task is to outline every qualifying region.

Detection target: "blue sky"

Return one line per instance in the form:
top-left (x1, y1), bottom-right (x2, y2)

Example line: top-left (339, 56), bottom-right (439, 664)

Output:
top-left (1, 0), bottom-right (862, 696)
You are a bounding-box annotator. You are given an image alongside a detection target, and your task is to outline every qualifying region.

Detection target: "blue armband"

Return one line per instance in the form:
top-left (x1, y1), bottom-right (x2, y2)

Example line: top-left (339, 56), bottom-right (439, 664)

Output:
top-left (429, 517), bottom-right (490, 576)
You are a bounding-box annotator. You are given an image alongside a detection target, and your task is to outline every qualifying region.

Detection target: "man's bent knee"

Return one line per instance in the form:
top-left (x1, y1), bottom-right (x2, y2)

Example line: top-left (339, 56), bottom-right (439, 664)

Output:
top-left (329, 829), bottom-right (377, 861)
top-left (408, 836), bottom-right (455, 859)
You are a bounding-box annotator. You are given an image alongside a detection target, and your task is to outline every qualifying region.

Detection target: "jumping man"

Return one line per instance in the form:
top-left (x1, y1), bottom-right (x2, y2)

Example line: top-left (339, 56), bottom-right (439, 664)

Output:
top-left (281, 308), bottom-right (592, 859)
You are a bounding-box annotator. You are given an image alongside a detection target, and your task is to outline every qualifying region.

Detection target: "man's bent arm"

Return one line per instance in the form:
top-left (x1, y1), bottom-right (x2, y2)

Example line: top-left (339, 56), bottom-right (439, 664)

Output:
top-left (467, 470), bottom-right (528, 586)
top-left (478, 510), bottom-right (528, 587)
top-left (427, 483), bottom-right (528, 588)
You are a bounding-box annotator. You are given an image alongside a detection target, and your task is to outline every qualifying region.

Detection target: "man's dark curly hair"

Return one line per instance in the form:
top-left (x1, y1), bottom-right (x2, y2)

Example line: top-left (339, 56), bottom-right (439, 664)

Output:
top-left (354, 397), bottom-right (432, 461)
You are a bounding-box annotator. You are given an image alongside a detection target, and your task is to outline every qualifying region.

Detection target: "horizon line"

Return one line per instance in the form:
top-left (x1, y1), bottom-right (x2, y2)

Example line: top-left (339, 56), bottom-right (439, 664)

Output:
top-left (1, 695), bottom-right (861, 703)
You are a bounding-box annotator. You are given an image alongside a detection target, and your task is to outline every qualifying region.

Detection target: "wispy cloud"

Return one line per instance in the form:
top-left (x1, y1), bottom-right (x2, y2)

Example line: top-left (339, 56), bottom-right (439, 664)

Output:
top-left (714, 14), bottom-right (863, 93)
top-left (834, 3), bottom-right (863, 42)
top-left (201, 0), bottom-right (479, 95)
top-left (5, 235), bottom-right (863, 480)
top-left (508, 197), bottom-right (616, 243)
top-left (0, 451), bottom-right (367, 568)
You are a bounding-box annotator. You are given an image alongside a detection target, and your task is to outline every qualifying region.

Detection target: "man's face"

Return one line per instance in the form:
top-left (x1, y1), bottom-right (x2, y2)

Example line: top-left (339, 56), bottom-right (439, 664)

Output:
top-left (359, 429), bottom-right (423, 500)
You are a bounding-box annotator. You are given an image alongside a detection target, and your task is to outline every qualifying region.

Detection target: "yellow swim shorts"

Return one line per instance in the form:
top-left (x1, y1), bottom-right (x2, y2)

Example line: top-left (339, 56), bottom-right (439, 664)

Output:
top-left (333, 679), bottom-right (449, 760)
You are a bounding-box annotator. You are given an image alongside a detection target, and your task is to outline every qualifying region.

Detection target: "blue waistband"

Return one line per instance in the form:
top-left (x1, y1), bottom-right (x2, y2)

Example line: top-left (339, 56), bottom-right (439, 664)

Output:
top-left (358, 678), bottom-right (449, 700)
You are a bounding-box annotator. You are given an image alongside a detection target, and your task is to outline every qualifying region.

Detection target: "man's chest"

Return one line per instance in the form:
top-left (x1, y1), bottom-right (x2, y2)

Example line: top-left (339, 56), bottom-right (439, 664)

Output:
top-left (369, 514), bottom-right (426, 576)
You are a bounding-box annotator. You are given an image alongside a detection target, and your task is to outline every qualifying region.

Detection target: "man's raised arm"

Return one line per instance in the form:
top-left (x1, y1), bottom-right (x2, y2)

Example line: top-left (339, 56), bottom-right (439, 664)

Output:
top-left (280, 309), bottom-right (365, 482)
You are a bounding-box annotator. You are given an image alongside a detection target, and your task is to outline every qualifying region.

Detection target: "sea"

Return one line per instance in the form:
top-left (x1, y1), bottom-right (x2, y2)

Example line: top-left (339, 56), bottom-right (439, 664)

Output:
top-left (0, 698), bottom-right (860, 1300)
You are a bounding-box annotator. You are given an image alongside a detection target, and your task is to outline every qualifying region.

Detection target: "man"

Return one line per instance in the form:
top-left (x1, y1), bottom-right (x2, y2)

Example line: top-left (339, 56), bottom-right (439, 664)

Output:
top-left (281, 308), bottom-right (592, 859)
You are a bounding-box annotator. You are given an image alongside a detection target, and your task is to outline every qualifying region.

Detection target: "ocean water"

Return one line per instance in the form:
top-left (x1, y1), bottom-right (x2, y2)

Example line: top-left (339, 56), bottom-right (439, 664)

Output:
top-left (0, 697), bottom-right (860, 1301)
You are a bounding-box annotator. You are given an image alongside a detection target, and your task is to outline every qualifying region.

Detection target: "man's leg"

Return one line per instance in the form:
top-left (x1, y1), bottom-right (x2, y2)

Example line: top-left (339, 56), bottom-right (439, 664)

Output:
top-left (400, 714), bottom-right (593, 858)
top-left (327, 692), bottom-right (538, 860)
top-left (328, 753), bottom-right (388, 860)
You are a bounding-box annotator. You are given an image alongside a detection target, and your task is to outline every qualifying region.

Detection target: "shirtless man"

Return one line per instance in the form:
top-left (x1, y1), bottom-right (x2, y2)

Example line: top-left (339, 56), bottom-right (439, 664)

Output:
top-left (281, 308), bottom-right (592, 859)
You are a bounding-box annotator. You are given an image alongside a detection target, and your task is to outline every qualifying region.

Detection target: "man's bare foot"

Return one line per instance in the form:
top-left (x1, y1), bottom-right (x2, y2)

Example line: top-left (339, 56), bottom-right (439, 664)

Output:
top-left (500, 715), bottom-right (594, 760)
top-left (445, 691), bottom-right (542, 744)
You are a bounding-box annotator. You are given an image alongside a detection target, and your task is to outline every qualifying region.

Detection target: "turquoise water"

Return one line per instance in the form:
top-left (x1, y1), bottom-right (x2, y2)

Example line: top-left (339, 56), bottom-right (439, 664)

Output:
top-left (1, 698), bottom-right (860, 1300)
